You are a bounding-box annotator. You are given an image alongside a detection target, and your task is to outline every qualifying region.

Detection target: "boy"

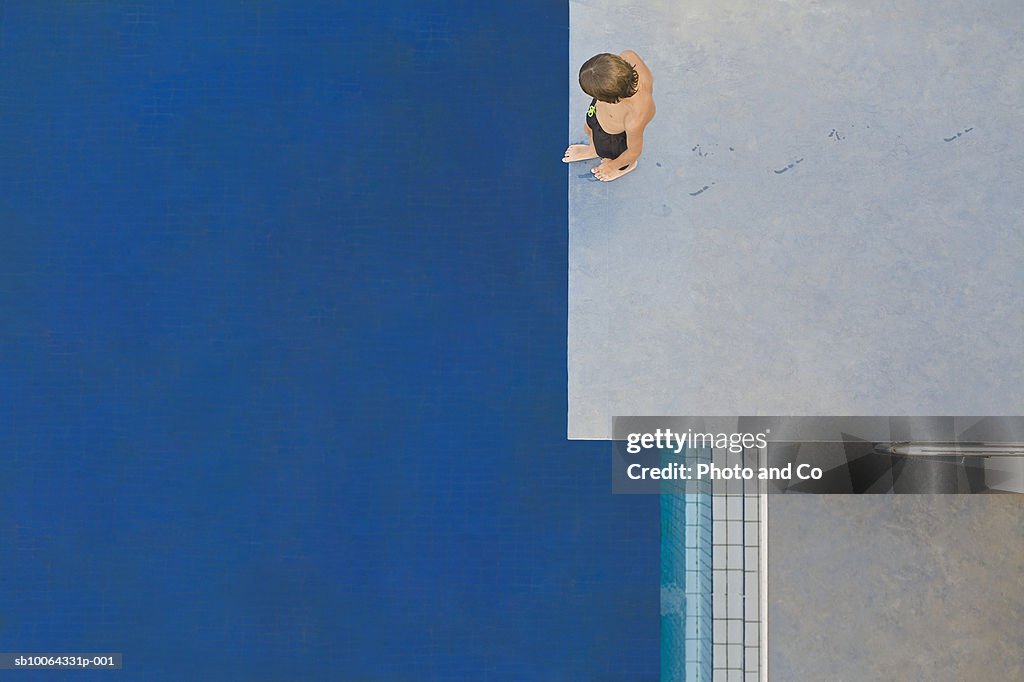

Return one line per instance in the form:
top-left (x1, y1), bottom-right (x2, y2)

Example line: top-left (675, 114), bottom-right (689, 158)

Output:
top-left (563, 50), bottom-right (656, 182)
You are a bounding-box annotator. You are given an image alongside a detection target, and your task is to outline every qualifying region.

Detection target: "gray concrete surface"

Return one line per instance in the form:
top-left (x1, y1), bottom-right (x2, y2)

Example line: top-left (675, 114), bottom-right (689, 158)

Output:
top-left (568, 1), bottom-right (1024, 439)
top-left (769, 495), bottom-right (1024, 680)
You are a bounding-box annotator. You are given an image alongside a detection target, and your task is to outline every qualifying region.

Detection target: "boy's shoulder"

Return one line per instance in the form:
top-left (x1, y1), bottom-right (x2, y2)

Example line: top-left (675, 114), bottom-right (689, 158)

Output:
top-left (619, 50), bottom-right (651, 79)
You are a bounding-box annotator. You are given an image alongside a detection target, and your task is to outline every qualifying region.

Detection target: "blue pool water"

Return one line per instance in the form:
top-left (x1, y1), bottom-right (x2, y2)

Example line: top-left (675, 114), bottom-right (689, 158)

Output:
top-left (0, 2), bottom-right (658, 679)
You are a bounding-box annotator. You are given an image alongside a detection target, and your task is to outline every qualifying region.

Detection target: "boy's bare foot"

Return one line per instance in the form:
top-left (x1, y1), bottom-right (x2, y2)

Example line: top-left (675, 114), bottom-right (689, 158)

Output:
top-left (592, 160), bottom-right (637, 181)
top-left (563, 144), bottom-right (598, 163)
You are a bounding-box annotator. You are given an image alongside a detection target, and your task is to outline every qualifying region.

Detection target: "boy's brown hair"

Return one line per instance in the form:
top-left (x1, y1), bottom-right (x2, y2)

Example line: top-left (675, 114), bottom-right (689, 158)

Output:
top-left (579, 53), bottom-right (638, 103)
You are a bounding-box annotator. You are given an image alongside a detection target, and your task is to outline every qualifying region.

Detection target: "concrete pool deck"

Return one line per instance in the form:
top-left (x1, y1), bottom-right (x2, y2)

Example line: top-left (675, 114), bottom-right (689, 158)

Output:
top-left (770, 494), bottom-right (1024, 679)
top-left (568, 0), bottom-right (1024, 439)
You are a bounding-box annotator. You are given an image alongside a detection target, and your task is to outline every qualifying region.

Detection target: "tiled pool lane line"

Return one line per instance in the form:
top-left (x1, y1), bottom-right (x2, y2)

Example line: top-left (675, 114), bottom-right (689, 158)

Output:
top-left (662, 446), bottom-right (768, 681)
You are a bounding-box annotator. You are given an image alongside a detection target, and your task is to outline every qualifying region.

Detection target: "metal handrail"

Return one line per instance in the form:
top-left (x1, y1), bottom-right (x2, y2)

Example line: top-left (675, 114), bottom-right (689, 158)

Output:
top-left (874, 442), bottom-right (1024, 457)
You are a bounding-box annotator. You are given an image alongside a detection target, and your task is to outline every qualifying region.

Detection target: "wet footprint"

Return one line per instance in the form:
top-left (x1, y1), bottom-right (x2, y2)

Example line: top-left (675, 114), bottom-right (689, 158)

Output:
top-left (943, 127), bottom-right (974, 142)
top-left (773, 158), bottom-right (804, 174)
top-left (691, 143), bottom-right (718, 158)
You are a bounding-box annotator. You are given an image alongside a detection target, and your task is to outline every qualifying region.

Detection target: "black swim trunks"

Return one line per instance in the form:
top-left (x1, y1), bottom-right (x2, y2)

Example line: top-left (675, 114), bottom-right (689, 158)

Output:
top-left (586, 98), bottom-right (628, 163)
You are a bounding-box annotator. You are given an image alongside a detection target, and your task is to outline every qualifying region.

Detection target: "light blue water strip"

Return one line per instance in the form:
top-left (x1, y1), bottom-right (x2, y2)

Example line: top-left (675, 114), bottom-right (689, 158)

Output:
top-left (661, 447), bottom-right (713, 681)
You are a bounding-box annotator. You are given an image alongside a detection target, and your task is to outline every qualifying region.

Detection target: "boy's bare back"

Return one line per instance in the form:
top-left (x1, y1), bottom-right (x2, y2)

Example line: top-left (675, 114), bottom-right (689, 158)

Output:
top-left (599, 51), bottom-right (655, 135)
